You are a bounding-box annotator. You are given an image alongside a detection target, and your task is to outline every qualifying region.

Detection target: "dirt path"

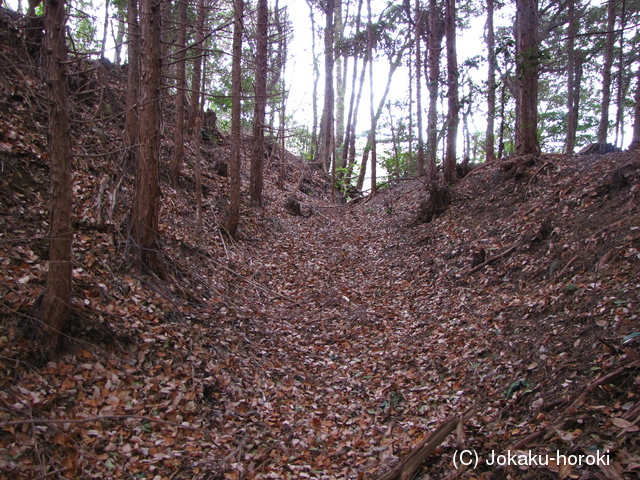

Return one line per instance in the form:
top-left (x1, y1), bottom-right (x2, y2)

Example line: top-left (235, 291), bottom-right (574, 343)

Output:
top-left (215, 202), bottom-right (473, 478)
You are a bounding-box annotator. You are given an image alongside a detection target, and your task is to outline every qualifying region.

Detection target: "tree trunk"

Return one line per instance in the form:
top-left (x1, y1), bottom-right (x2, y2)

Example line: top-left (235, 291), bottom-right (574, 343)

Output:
top-left (368, 0), bottom-right (375, 195)
top-left (318, 0), bottom-right (335, 173)
top-left (388, 103), bottom-right (400, 181)
top-left (426, 0), bottom-right (443, 182)
top-left (514, 0), bottom-right (540, 156)
top-left (443, 0), bottom-right (459, 184)
top-left (250, 0), bottom-right (268, 206)
top-left (131, 0), bottom-right (163, 275)
top-left (40, 0), bottom-right (71, 353)
top-left (485, 0), bottom-right (496, 161)
top-left (415, 0), bottom-right (425, 176)
top-left (565, 0), bottom-right (578, 154)
top-left (100, 0), bottom-right (109, 59)
top-left (170, 0), bottom-right (187, 185)
top-left (356, 42), bottom-right (410, 191)
top-left (342, 0), bottom-right (364, 181)
top-left (125, 0), bottom-right (140, 169)
top-left (308, 1), bottom-right (319, 161)
top-left (113, 7), bottom-right (126, 65)
top-left (614, 0), bottom-right (627, 147)
top-left (597, 0), bottom-right (616, 144)
top-left (346, 54), bottom-right (368, 182)
top-left (633, 66), bottom-right (640, 144)
top-left (334, 0), bottom-right (346, 169)
top-left (226, 0), bottom-right (244, 238)
top-left (187, 0), bottom-right (206, 133)
top-left (497, 74), bottom-right (508, 158)
top-left (194, 115), bottom-right (203, 237)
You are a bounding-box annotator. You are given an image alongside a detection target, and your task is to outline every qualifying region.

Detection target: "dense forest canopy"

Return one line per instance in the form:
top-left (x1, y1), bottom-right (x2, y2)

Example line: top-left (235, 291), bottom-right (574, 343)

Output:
top-left (4, 0), bottom-right (640, 184)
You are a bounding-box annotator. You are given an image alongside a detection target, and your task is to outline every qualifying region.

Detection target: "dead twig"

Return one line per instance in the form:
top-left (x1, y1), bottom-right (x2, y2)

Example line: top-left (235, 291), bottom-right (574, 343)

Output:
top-left (465, 244), bottom-right (518, 275)
top-left (510, 360), bottom-right (640, 451)
top-left (556, 254), bottom-right (579, 278)
top-left (374, 408), bottom-right (475, 480)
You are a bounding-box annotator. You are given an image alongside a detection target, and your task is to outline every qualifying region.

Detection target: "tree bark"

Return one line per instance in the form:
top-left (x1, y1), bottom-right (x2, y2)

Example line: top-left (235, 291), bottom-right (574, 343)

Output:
top-left (415, 0), bottom-right (425, 176)
top-left (40, 0), bottom-right (71, 353)
top-left (187, 0), bottom-right (206, 133)
top-left (250, 0), bottom-right (269, 206)
top-left (100, 0), bottom-right (109, 59)
top-left (426, 0), bottom-right (444, 182)
top-left (225, 0), bottom-right (244, 238)
top-left (125, 0), bottom-right (140, 168)
top-left (443, 0), bottom-right (459, 184)
top-left (308, 1), bottom-right (320, 162)
top-left (514, 0), bottom-right (540, 156)
top-left (633, 66), bottom-right (640, 144)
top-left (131, 0), bottom-right (163, 275)
top-left (485, 0), bottom-right (496, 161)
top-left (170, 0), bottom-right (187, 185)
top-left (614, 0), bottom-right (627, 147)
top-left (346, 54), bottom-right (368, 183)
top-left (318, 0), bottom-right (335, 173)
top-left (113, 6), bottom-right (126, 65)
top-left (565, 0), bottom-right (578, 154)
top-left (340, 0), bottom-right (363, 181)
top-left (334, 0), bottom-right (345, 169)
top-left (368, 0), bottom-right (376, 195)
top-left (194, 115), bottom-right (203, 237)
top-left (597, 0), bottom-right (616, 144)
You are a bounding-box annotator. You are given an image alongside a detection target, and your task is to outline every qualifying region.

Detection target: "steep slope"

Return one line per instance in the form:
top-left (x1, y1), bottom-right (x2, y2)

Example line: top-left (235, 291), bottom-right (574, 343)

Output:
top-left (1, 7), bottom-right (640, 479)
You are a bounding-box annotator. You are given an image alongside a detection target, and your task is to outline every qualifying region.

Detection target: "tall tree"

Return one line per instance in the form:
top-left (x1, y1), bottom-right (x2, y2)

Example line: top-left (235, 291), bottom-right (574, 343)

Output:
top-left (633, 66), bottom-right (640, 145)
top-left (170, 0), bottom-right (188, 185)
top-left (565, 0), bottom-right (579, 154)
top-left (565, 0), bottom-right (584, 155)
top-left (317, 0), bottom-right (335, 173)
top-left (40, 0), bottom-right (71, 353)
top-left (334, 0), bottom-right (346, 170)
top-left (426, 0), bottom-right (444, 181)
top-left (307, 1), bottom-right (320, 161)
top-left (443, 0), bottom-right (459, 183)
top-left (367, 0), bottom-right (375, 195)
top-left (125, 0), bottom-right (140, 168)
top-left (100, 0), bottom-right (110, 59)
top-left (226, 0), bottom-right (244, 238)
top-left (341, 0), bottom-right (364, 181)
top-left (614, 0), bottom-right (627, 147)
top-left (187, 0), bottom-right (207, 133)
top-left (250, 0), bottom-right (269, 206)
top-left (131, 0), bottom-right (163, 275)
top-left (356, 39), bottom-right (411, 190)
top-left (345, 42), bottom-right (369, 183)
top-left (597, 0), bottom-right (616, 144)
top-left (485, 0), bottom-right (496, 161)
top-left (514, 0), bottom-right (540, 155)
top-left (415, 0), bottom-right (425, 176)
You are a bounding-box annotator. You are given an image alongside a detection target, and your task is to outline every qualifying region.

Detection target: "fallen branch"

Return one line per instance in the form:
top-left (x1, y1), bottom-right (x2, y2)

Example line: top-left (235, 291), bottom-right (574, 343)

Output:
top-left (210, 258), bottom-right (300, 305)
top-left (374, 408), bottom-right (474, 480)
top-left (510, 359), bottom-right (640, 451)
top-left (465, 244), bottom-right (518, 275)
top-left (556, 254), bottom-right (579, 278)
top-left (569, 360), bottom-right (640, 410)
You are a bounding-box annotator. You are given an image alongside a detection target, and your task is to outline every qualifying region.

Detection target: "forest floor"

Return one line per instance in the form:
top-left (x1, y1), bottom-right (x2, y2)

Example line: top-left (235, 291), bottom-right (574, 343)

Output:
top-left (1, 7), bottom-right (640, 480)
